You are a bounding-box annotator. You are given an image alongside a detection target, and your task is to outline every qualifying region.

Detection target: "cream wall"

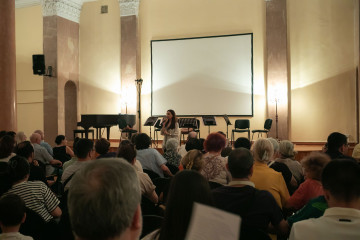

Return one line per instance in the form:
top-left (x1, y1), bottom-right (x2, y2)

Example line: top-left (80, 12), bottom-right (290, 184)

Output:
top-left (289, 0), bottom-right (358, 142)
top-left (15, 5), bottom-right (44, 138)
top-left (79, 0), bottom-right (121, 139)
top-left (139, 0), bottom-right (267, 139)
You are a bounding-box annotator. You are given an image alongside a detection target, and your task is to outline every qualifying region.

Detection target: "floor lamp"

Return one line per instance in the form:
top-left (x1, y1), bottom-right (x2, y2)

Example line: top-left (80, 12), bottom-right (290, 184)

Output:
top-left (135, 78), bottom-right (143, 132)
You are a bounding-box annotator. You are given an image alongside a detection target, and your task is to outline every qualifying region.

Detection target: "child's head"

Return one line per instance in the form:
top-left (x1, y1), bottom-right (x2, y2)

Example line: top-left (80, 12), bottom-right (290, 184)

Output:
top-left (0, 194), bottom-right (26, 228)
top-left (301, 152), bottom-right (331, 180)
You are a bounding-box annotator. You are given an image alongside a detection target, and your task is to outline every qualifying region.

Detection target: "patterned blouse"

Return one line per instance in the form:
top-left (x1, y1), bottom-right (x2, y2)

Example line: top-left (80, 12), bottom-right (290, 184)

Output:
top-left (200, 153), bottom-right (229, 185)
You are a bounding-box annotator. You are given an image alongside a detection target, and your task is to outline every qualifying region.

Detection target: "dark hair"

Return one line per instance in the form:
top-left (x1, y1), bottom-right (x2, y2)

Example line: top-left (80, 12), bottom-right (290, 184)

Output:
top-left (55, 135), bottom-right (65, 145)
top-left (95, 138), bottom-right (110, 155)
top-left (117, 144), bottom-right (136, 164)
top-left (74, 139), bottom-right (94, 159)
top-left (234, 137), bottom-right (251, 150)
top-left (159, 170), bottom-right (214, 240)
top-left (228, 148), bottom-right (254, 178)
top-left (7, 131), bottom-right (16, 139)
top-left (15, 141), bottom-right (34, 159)
top-left (204, 133), bottom-right (226, 152)
top-left (167, 109), bottom-right (177, 130)
top-left (134, 133), bottom-right (151, 150)
top-left (0, 163), bottom-right (11, 196)
top-left (0, 135), bottom-right (15, 158)
top-left (0, 131), bottom-right (7, 139)
top-left (322, 160), bottom-right (360, 202)
top-left (8, 155), bottom-right (30, 183)
top-left (221, 147), bottom-right (233, 157)
top-left (327, 132), bottom-right (347, 152)
top-left (73, 137), bottom-right (80, 155)
top-left (185, 138), bottom-right (202, 152)
top-left (130, 134), bottom-right (138, 145)
top-left (0, 194), bottom-right (26, 226)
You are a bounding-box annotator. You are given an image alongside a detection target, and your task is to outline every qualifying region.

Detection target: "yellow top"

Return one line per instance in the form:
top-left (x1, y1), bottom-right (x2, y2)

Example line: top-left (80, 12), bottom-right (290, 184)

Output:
top-left (250, 161), bottom-right (290, 209)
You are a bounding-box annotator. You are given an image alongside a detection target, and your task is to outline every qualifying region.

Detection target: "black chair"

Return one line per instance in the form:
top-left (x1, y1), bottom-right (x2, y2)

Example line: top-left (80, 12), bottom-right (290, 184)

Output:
top-left (251, 118), bottom-right (272, 140)
top-left (73, 126), bottom-right (94, 140)
top-left (166, 163), bottom-right (179, 175)
top-left (140, 215), bottom-right (164, 239)
top-left (180, 118), bottom-right (201, 144)
top-left (231, 119), bottom-right (250, 142)
top-left (143, 169), bottom-right (161, 181)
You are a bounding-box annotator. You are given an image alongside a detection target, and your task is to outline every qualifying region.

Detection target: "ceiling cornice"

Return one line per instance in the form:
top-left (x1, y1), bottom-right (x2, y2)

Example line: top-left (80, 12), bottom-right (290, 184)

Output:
top-left (119, 0), bottom-right (140, 17)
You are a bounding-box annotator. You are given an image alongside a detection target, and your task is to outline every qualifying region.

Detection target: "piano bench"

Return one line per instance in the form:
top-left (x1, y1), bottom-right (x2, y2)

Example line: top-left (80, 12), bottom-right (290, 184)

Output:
top-left (73, 129), bottom-right (95, 140)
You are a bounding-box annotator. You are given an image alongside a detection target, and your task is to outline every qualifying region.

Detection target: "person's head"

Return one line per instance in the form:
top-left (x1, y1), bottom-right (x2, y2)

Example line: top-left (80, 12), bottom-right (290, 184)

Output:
top-left (134, 133), bottom-right (151, 150)
top-left (0, 135), bottom-right (15, 158)
top-left (165, 138), bottom-right (179, 152)
top-left (180, 150), bottom-right (204, 171)
top-left (187, 131), bottom-right (197, 140)
top-left (15, 132), bottom-right (27, 144)
top-left (0, 131), bottom-right (7, 139)
top-left (234, 137), bottom-right (251, 150)
top-left (34, 130), bottom-right (44, 140)
top-left (204, 132), bottom-right (226, 153)
top-left (55, 135), bottom-right (66, 145)
top-left (322, 160), bottom-right (360, 206)
top-left (68, 158), bottom-right (142, 240)
top-left (221, 146), bottom-right (232, 157)
top-left (279, 140), bottom-right (296, 159)
top-left (327, 132), bottom-right (348, 153)
top-left (29, 133), bottom-right (41, 144)
top-left (159, 170), bottom-right (213, 240)
top-left (267, 137), bottom-right (280, 159)
top-left (15, 141), bottom-right (34, 161)
top-left (8, 156), bottom-right (30, 183)
top-left (352, 143), bottom-right (360, 162)
top-left (166, 109), bottom-right (177, 129)
top-left (252, 138), bottom-right (274, 163)
top-left (74, 138), bottom-right (94, 160)
top-left (301, 152), bottom-right (331, 181)
top-left (227, 148), bottom-right (254, 179)
top-left (0, 194), bottom-right (26, 229)
top-left (185, 138), bottom-right (202, 152)
top-left (117, 144), bottom-right (137, 164)
top-left (95, 138), bottom-right (111, 155)
top-left (6, 131), bottom-right (16, 139)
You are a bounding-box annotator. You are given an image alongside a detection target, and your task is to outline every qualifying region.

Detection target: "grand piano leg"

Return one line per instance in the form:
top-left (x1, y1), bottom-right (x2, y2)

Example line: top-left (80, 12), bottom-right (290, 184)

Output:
top-left (85, 128), bottom-right (89, 139)
top-left (106, 126), bottom-right (111, 140)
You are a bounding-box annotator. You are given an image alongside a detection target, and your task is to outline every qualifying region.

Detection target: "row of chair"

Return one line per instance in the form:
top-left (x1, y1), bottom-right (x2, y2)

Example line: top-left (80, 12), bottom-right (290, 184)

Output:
top-left (231, 118), bottom-right (272, 141)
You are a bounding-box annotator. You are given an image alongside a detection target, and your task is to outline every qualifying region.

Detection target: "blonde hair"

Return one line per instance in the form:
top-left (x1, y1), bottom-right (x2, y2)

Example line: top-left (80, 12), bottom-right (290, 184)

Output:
top-left (252, 138), bottom-right (274, 163)
top-left (180, 150), bottom-right (204, 171)
top-left (279, 140), bottom-right (296, 159)
top-left (301, 152), bottom-right (331, 180)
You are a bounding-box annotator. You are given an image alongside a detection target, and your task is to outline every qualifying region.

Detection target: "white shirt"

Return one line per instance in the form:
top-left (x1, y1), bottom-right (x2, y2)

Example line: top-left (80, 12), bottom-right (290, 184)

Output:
top-left (290, 207), bottom-right (360, 240)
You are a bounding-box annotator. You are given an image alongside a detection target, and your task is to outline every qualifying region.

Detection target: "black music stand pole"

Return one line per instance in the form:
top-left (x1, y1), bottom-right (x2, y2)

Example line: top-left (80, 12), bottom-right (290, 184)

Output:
top-left (223, 114), bottom-right (232, 139)
top-left (144, 117), bottom-right (158, 147)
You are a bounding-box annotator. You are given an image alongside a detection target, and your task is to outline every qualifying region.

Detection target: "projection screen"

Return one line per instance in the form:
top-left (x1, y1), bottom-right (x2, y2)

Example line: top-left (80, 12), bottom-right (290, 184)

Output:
top-left (151, 33), bottom-right (253, 116)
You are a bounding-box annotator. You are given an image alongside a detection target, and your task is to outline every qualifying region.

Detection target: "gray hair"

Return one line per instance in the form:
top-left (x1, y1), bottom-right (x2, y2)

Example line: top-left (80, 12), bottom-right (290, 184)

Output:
top-left (279, 140), bottom-right (296, 159)
top-left (166, 138), bottom-right (179, 152)
top-left (267, 137), bottom-right (279, 153)
top-left (252, 138), bottom-right (274, 163)
top-left (68, 158), bottom-right (141, 240)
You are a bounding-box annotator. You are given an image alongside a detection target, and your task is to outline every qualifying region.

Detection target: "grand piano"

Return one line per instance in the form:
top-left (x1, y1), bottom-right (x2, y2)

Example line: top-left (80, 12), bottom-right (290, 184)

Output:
top-left (77, 114), bottom-right (136, 140)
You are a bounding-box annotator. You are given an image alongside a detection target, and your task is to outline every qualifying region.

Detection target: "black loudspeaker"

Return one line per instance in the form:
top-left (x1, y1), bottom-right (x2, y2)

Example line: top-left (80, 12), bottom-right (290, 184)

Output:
top-left (32, 54), bottom-right (45, 75)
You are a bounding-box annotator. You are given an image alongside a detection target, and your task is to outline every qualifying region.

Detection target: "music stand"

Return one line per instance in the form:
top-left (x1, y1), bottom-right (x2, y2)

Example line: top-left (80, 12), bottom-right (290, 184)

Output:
top-left (223, 114), bottom-right (232, 138)
top-left (144, 116), bottom-right (158, 146)
top-left (178, 118), bottom-right (198, 145)
top-left (202, 116), bottom-right (217, 135)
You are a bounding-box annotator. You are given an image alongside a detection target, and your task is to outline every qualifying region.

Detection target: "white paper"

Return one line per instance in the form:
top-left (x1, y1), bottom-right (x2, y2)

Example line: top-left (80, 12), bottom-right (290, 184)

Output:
top-left (185, 202), bottom-right (241, 240)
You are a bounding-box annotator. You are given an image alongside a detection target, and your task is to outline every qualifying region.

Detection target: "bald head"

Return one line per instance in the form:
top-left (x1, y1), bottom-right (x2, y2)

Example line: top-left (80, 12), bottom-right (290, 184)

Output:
top-left (34, 130), bottom-right (44, 140)
top-left (188, 131), bottom-right (197, 140)
top-left (30, 133), bottom-right (41, 144)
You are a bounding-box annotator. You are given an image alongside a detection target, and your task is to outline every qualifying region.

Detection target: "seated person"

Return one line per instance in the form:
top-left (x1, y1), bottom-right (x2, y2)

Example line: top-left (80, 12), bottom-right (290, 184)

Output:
top-left (163, 138), bottom-right (182, 168)
top-left (95, 138), bottom-right (116, 159)
top-left (178, 131), bottom-right (197, 157)
top-left (0, 194), bottom-right (33, 240)
top-left (213, 148), bottom-right (288, 237)
top-left (325, 132), bottom-right (355, 161)
top-left (118, 144), bottom-right (158, 203)
top-left (290, 160), bottom-right (360, 239)
top-left (5, 156), bottom-right (61, 222)
top-left (53, 135), bottom-right (74, 164)
top-left (179, 149), bottom-right (204, 171)
top-left (0, 135), bottom-right (16, 163)
top-left (234, 137), bottom-right (251, 149)
top-left (135, 133), bottom-right (172, 178)
top-left (15, 131), bottom-right (27, 145)
top-left (285, 152), bottom-right (330, 211)
top-left (118, 140), bottom-right (143, 172)
top-left (63, 137), bottom-right (80, 171)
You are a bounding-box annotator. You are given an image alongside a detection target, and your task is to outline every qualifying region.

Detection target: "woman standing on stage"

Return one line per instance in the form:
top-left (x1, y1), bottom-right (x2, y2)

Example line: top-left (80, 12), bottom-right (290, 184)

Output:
top-left (161, 109), bottom-right (179, 150)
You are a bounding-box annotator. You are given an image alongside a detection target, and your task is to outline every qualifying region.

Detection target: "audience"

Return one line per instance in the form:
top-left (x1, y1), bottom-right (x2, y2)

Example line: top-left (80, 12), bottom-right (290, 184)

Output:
top-left (53, 135), bottom-right (74, 164)
top-left (118, 140), bottom-right (143, 172)
top-left (142, 170), bottom-right (214, 240)
top-left (63, 137), bottom-right (80, 171)
top-left (5, 156), bottom-right (61, 222)
top-left (234, 137), bottom-right (251, 149)
top-left (163, 138), bottom-right (181, 168)
top-left (0, 194), bottom-right (33, 240)
top-left (275, 140), bottom-right (304, 184)
top-left (250, 138), bottom-right (290, 209)
top-left (15, 131), bottom-right (27, 145)
top-left (68, 158), bottom-right (142, 240)
top-left (135, 133), bottom-right (172, 177)
top-left (180, 149), bottom-right (204, 171)
top-left (325, 132), bottom-right (354, 161)
top-left (61, 138), bottom-right (94, 192)
top-left (34, 130), bottom-right (53, 157)
top-left (95, 138), bottom-right (116, 159)
top-left (0, 135), bottom-right (16, 163)
top-left (178, 131), bottom-right (197, 157)
top-left (289, 160), bottom-right (360, 239)
top-left (285, 152), bottom-right (330, 211)
top-left (118, 144), bottom-right (158, 203)
top-left (200, 132), bottom-right (230, 185)
top-left (213, 148), bottom-right (288, 238)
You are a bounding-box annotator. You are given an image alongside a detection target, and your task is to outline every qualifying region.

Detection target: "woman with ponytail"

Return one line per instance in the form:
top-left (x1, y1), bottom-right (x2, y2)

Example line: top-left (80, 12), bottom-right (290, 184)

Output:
top-left (250, 138), bottom-right (290, 209)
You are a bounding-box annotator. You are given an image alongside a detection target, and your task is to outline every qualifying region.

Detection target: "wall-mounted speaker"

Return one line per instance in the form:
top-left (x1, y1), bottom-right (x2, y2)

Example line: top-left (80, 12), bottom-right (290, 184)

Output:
top-left (32, 54), bottom-right (45, 75)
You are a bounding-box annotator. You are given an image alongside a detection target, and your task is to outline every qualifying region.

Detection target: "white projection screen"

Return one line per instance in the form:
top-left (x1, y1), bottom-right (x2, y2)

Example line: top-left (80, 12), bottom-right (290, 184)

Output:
top-left (151, 34), bottom-right (253, 116)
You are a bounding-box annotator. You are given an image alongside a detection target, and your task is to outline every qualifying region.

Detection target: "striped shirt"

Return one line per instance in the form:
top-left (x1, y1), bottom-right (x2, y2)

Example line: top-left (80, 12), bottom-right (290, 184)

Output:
top-left (5, 181), bottom-right (60, 222)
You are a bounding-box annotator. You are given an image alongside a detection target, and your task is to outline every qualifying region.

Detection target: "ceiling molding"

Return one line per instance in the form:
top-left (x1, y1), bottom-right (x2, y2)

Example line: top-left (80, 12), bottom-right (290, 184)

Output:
top-left (119, 0), bottom-right (140, 17)
top-left (15, 0), bottom-right (41, 8)
top-left (41, 0), bottom-right (82, 23)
